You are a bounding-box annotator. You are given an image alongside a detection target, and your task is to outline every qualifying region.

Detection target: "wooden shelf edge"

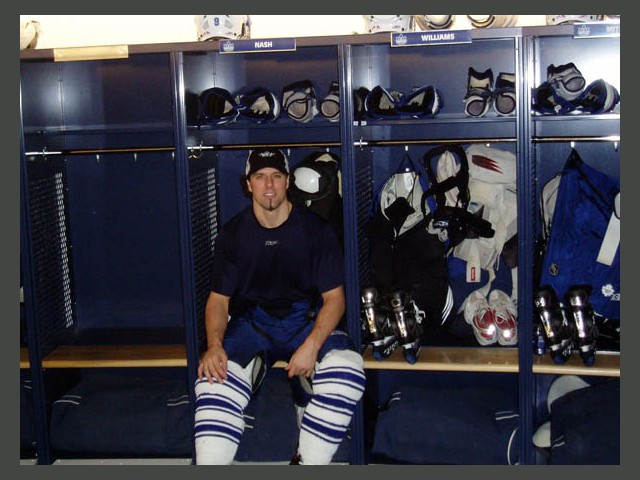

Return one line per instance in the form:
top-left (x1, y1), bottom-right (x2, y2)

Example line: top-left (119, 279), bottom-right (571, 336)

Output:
top-left (41, 344), bottom-right (188, 368)
top-left (32, 344), bottom-right (620, 376)
top-left (38, 345), bottom-right (290, 370)
top-left (533, 351), bottom-right (620, 377)
top-left (20, 347), bottom-right (30, 369)
top-left (362, 346), bottom-right (519, 373)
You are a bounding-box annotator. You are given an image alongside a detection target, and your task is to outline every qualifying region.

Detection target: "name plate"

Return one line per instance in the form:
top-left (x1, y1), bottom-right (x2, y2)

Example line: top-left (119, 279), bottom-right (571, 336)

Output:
top-left (391, 30), bottom-right (472, 47)
top-left (573, 22), bottom-right (620, 38)
top-left (219, 37), bottom-right (297, 54)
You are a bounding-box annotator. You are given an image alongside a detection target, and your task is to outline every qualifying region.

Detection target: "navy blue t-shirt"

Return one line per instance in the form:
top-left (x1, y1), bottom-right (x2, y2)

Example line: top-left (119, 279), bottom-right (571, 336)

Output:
top-left (210, 204), bottom-right (344, 310)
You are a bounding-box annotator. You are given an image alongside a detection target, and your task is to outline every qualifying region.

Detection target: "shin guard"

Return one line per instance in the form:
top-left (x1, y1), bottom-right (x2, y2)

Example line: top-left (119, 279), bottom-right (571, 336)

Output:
top-left (194, 360), bottom-right (253, 464)
top-left (297, 349), bottom-right (365, 464)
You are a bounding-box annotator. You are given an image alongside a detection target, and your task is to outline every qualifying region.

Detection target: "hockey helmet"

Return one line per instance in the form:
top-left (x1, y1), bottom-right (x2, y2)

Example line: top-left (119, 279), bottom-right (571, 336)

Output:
top-left (414, 15), bottom-right (455, 30)
top-left (290, 151), bottom-right (344, 241)
top-left (467, 15), bottom-right (518, 28)
top-left (20, 19), bottom-right (41, 50)
top-left (363, 15), bottom-right (414, 33)
top-left (195, 15), bottom-right (251, 41)
top-left (292, 151), bottom-right (342, 202)
top-left (546, 15), bottom-right (604, 25)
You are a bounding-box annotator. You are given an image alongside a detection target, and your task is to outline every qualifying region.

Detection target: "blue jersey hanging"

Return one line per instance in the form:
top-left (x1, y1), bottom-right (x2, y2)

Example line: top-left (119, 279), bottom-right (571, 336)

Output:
top-left (539, 149), bottom-right (620, 319)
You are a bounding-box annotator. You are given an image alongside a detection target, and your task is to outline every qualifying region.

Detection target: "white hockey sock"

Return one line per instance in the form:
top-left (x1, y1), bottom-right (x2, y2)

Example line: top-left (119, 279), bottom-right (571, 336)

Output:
top-left (297, 349), bottom-right (365, 465)
top-left (194, 360), bottom-right (252, 465)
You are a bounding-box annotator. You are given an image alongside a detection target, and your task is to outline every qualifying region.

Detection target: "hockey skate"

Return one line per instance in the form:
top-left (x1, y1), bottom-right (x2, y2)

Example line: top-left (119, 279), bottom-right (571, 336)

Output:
top-left (564, 285), bottom-right (598, 366)
top-left (360, 287), bottom-right (398, 360)
top-left (387, 290), bottom-right (424, 364)
top-left (534, 285), bottom-right (573, 364)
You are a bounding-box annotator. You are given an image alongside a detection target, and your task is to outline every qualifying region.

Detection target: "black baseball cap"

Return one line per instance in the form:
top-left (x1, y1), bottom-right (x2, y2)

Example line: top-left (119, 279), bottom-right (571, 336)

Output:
top-left (245, 148), bottom-right (290, 176)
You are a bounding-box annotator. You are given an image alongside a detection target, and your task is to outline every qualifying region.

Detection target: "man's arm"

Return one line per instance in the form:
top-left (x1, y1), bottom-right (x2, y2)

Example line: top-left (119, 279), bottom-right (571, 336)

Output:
top-left (198, 291), bottom-right (231, 384)
top-left (285, 285), bottom-right (346, 378)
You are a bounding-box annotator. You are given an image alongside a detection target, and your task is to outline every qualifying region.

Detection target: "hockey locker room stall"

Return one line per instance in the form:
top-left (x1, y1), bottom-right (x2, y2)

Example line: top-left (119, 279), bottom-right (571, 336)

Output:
top-left (20, 17), bottom-right (619, 464)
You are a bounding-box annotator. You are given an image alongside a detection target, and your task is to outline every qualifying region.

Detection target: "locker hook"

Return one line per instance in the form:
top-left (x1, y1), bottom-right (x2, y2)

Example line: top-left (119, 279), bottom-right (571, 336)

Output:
top-left (613, 141), bottom-right (619, 152)
top-left (570, 141), bottom-right (576, 149)
top-left (189, 141), bottom-right (203, 159)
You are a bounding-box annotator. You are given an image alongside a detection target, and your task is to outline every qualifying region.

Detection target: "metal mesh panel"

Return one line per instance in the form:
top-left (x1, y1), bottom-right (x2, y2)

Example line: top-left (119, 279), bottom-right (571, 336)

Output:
top-left (28, 169), bottom-right (74, 351)
top-left (355, 161), bottom-right (373, 288)
top-left (189, 163), bottom-right (219, 350)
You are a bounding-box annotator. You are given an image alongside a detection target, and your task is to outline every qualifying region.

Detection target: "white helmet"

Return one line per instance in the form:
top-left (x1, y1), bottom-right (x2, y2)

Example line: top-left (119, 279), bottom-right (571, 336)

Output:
top-left (292, 152), bottom-right (342, 202)
top-left (414, 15), bottom-right (455, 30)
top-left (195, 15), bottom-right (251, 41)
top-left (467, 15), bottom-right (518, 28)
top-left (546, 15), bottom-right (604, 25)
top-left (363, 15), bottom-right (414, 33)
top-left (294, 167), bottom-right (322, 195)
top-left (20, 20), bottom-right (41, 50)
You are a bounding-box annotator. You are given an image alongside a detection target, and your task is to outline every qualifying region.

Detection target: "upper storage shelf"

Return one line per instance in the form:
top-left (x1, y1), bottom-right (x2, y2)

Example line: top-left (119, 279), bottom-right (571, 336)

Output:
top-left (526, 25), bottom-right (620, 140)
top-left (20, 52), bottom-right (176, 151)
top-left (348, 29), bottom-right (520, 142)
top-left (181, 41), bottom-right (342, 148)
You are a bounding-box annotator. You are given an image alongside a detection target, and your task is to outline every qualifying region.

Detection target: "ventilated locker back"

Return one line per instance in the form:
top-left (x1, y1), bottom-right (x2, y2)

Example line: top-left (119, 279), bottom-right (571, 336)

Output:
top-left (25, 158), bottom-right (75, 354)
top-left (188, 152), bottom-right (220, 352)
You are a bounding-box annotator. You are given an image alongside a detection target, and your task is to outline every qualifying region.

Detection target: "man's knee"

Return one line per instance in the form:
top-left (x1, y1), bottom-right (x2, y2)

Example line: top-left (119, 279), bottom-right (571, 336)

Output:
top-left (194, 360), bottom-right (254, 465)
top-left (313, 349), bottom-right (366, 401)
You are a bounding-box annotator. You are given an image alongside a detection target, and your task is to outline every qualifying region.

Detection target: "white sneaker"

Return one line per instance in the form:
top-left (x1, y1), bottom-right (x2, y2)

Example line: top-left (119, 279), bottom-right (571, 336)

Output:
top-left (463, 290), bottom-right (497, 346)
top-left (488, 289), bottom-right (518, 346)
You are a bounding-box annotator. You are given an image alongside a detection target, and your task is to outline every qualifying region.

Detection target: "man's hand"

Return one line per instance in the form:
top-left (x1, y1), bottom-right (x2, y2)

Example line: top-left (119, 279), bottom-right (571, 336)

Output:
top-left (285, 340), bottom-right (318, 378)
top-left (198, 345), bottom-right (229, 384)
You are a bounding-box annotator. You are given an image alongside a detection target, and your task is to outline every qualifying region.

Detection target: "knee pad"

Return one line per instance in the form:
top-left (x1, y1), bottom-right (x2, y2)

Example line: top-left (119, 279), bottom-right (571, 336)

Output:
top-left (297, 349), bottom-right (365, 465)
top-left (194, 360), bottom-right (253, 464)
top-left (194, 360), bottom-right (253, 406)
top-left (313, 349), bottom-right (365, 403)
